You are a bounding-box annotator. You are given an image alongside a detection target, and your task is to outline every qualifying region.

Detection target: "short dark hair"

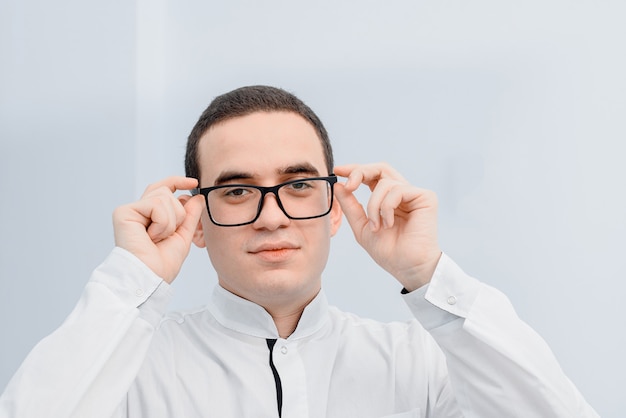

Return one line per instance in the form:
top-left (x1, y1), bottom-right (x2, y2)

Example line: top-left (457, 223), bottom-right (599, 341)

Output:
top-left (185, 85), bottom-right (334, 181)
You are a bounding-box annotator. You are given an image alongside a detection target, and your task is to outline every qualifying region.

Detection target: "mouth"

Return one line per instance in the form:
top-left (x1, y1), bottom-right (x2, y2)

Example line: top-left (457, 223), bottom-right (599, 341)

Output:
top-left (249, 242), bottom-right (299, 253)
top-left (248, 242), bottom-right (300, 262)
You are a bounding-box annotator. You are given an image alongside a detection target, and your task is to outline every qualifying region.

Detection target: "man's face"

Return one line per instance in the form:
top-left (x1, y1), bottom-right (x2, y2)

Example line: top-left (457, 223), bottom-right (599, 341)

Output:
top-left (192, 111), bottom-right (342, 309)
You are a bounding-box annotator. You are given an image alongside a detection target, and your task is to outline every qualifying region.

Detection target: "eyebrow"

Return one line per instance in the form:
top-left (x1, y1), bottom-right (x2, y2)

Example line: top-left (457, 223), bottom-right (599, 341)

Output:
top-left (279, 162), bottom-right (320, 177)
top-left (213, 163), bottom-right (321, 186)
top-left (213, 171), bottom-right (254, 186)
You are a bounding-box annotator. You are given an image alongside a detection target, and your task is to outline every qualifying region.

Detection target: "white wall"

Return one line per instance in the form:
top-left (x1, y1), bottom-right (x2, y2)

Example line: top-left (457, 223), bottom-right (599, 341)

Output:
top-left (1, 1), bottom-right (624, 416)
top-left (0, 0), bottom-right (137, 393)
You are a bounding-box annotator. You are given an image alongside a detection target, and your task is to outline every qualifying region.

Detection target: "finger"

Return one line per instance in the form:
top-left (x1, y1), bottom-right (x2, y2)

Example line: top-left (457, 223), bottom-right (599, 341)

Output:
top-left (333, 183), bottom-right (369, 239)
top-left (333, 164), bottom-right (365, 192)
top-left (332, 164), bottom-right (358, 178)
top-left (335, 163), bottom-right (406, 192)
top-left (143, 184), bottom-right (190, 228)
top-left (141, 183), bottom-right (193, 240)
top-left (175, 194), bottom-right (205, 243)
top-left (365, 179), bottom-right (398, 231)
top-left (143, 176), bottom-right (199, 196)
top-left (146, 195), bottom-right (179, 242)
top-left (174, 195), bottom-right (190, 229)
top-left (158, 192), bottom-right (190, 238)
top-left (378, 184), bottom-right (408, 229)
top-left (358, 163), bottom-right (406, 187)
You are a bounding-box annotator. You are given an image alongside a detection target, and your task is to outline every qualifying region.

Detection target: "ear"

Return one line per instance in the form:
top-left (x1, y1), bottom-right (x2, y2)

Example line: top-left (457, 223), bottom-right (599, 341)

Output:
top-left (329, 198), bottom-right (343, 237)
top-left (179, 194), bottom-right (206, 248)
top-left (191, 217), bottom-right (206, 248)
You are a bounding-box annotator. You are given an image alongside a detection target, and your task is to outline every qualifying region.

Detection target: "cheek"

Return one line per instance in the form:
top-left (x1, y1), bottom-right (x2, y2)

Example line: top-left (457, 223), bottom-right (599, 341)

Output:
top-left (202, 221), bottom-right (239, 269)
top-left (303, 220), bottom-right (333, 261)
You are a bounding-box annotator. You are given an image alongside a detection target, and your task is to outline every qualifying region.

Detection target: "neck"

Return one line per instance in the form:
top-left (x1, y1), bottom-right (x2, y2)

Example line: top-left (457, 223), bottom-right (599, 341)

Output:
top-left (263, 290), bottom-right (318, 338)
top-left (218, 281), bottom-right (321, 339)
top-left (268, 309), bottom-right (304, 339)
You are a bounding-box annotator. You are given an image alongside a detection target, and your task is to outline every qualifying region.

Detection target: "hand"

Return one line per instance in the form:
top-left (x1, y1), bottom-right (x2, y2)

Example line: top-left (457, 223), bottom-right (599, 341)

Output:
top-left (112, 177), bottom-right (205, 283)
top-left (333, 163), bottom-right (442, 291)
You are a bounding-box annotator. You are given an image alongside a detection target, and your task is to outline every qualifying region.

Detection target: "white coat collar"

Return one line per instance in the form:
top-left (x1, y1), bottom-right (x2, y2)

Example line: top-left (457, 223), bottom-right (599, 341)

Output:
top-left (207, 284), bottom-right (329, 340)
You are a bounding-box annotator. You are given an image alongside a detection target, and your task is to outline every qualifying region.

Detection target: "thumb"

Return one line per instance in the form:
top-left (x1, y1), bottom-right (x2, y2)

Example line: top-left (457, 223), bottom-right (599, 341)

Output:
top-left (176, 194), bottom-right (205, 244)
top-left (334, 183), bottom-right (369, 239)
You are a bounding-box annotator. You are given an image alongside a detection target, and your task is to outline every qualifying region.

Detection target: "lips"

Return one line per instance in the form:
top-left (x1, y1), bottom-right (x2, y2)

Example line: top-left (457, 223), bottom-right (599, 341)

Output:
top-left (248, 241), bottom-right (300, 254)
top-left (247, 241), bottom-right (300, 263)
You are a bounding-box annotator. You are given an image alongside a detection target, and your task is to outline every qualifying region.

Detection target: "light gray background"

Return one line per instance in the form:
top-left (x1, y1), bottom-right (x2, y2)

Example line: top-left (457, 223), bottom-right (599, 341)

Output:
top-left (1, 1), bottom-right (624, 416)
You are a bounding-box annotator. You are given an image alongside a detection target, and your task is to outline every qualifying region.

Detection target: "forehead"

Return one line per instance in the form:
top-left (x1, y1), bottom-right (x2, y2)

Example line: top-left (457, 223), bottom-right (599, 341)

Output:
top-left (197, 111), bottom-right (328, 184)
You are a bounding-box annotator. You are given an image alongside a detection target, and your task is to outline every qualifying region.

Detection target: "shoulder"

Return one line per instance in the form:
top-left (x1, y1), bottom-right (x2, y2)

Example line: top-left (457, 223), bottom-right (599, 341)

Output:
top-left (160, 306), bottom-right (209, 324)
top-left (324, 306), bottom-right (446, 379)
top-left (154, 305), bottom-right (216, 337)
top-left (326, 305), bottom-right (430, 344)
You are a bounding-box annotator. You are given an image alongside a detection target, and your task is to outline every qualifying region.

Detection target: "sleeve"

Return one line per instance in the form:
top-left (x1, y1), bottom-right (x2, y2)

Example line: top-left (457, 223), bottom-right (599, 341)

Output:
top-left (0, 247), bottom-right (172, 418)
top-left (402, 253), bottom-right (600, 418)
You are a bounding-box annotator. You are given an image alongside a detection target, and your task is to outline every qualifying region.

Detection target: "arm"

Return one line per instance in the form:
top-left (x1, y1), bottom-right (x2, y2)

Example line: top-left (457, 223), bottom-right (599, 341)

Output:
top-left (403, 254), bottom-right (599, 417)
top-left (0, 177), bottom-right (205, 418)
top-left (333, 162), bottom-right (598, 417)
top-left (0, 249), bottom-right (169, 418)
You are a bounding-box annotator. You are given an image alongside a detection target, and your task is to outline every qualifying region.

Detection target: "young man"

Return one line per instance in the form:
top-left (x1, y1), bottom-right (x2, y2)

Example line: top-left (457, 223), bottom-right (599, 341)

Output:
top-left (0, 86), bottom-right (598, 417)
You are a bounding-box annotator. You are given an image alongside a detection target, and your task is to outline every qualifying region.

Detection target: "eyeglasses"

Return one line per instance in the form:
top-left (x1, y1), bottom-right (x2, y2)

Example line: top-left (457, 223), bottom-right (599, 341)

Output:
top-left (192, 175), bottom-right (338, 227)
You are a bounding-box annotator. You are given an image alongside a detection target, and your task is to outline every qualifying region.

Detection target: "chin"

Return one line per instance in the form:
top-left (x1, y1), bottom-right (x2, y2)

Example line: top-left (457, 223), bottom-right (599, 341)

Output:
top-left (242, 273), bottom-right (320, 302)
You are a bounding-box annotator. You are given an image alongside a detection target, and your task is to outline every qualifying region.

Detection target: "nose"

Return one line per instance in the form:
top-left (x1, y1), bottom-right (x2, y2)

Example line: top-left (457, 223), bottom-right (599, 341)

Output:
top-left (252, 192), bottom-right (290, 230)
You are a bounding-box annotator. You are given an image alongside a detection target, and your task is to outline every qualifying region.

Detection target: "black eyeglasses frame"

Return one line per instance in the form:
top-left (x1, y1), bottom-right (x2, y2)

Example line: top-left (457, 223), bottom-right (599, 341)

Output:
top-left (192, 175), bottom-right (338, 227)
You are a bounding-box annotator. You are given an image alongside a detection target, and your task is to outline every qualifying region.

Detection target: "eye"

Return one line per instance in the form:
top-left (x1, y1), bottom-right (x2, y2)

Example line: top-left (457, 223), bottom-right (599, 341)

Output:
top-left (224, 188), bottom-right (245, 196)
top-left (222, 187), bottom-right (254, 198)
top-left (288, 180), bottom-right (313, 190)
top-left (282, 180), bottom-right (319, 198)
